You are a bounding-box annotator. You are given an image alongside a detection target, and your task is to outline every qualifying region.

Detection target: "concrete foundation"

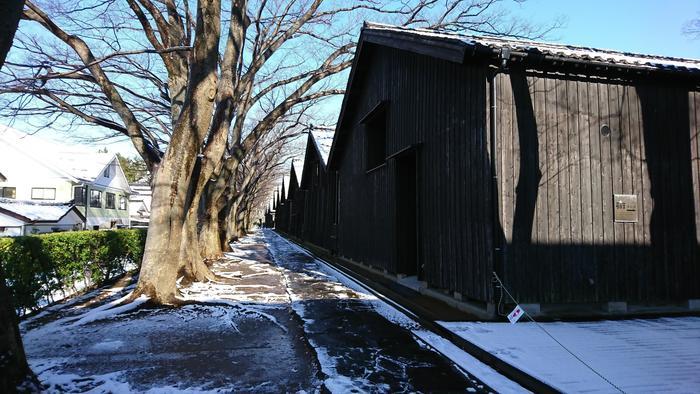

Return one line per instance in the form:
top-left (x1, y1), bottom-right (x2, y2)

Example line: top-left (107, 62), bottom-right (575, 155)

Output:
top-left (605, 301), bottom-right (628, 313)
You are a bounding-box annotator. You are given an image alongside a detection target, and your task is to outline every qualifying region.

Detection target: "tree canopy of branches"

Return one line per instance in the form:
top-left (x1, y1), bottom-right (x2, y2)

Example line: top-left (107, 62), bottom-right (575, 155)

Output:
top-left (1, 0), bottom-right (560, 304)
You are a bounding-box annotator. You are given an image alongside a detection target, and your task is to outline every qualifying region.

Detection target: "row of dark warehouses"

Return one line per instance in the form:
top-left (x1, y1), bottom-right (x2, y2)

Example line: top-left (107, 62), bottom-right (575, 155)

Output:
top-left (273, 22), bottom-right (700, 316)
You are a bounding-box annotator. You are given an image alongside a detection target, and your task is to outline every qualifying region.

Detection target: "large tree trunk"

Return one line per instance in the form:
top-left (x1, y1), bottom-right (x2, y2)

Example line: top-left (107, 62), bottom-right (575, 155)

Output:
top-left (132, 0), bottom-right (222, 303)
top-left (0, 1), bottom-right (41, 391)
top-left (179, 206), bottom-right (217, 284)
top-left (0, 274), bottom-right (39, 392)
top-left (199, 208), bottom-right (223, 258)
top-left (133, 159), bottom-right (190, 303)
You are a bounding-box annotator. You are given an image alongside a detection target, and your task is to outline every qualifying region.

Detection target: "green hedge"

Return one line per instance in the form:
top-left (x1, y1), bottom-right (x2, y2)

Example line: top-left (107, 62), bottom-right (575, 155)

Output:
top-left (0, 229), bottom-right (146, 314)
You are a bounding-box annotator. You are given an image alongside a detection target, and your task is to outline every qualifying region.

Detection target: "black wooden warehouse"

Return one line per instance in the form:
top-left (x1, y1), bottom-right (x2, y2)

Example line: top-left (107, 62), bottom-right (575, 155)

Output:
top-left (275, 22), bottom-right (700, 317)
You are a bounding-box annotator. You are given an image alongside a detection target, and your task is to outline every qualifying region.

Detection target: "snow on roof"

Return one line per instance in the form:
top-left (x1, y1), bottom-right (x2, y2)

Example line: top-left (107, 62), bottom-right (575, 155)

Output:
top-left (310, 129), bottom-right (334, 166)
top-left (0, 198), bottom-right (76, 222)
top-left (0, 125), bottom-right (115, 182)
top-left (364, 22), bottom-right (700, 73)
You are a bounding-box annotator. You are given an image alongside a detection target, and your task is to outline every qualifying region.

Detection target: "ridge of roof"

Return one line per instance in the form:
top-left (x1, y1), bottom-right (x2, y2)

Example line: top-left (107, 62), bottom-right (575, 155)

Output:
top-left (363, 22), bottom-right (700, 72)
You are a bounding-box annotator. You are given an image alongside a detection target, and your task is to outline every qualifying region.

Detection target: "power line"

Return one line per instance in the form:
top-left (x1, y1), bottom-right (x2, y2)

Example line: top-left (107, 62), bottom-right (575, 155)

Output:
top-left (492, 272), bottom-right (625, 394)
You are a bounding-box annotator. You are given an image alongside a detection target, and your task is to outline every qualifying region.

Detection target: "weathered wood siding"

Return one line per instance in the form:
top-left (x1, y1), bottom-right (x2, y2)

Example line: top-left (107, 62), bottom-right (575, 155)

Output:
top-left (334, 45), bottom-right (494, 303)
top-left (495, 70), bottom-right (700, 303)
top-left (300, 158), bottom-right (337, 251)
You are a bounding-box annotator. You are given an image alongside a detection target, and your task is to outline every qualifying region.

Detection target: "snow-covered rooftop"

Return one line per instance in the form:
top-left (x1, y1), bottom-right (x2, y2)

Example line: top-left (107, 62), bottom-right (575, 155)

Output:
top-left (0, 125), bottom-right (115, 183)
top-left (0, 198), bottom-right (76, 222)
top-left (310, 129), bottom-right (333, 166)
top-left (365, 22), bottom-right (700, 73)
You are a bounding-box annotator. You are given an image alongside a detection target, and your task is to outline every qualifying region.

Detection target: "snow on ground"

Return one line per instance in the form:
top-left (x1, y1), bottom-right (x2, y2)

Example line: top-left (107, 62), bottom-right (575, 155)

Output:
top-left (441, 318), bottom-right (700, 393)
top-left (265, 230), bottom-right (524, 393)
top-left (22, 232), bottom-right (321, 393)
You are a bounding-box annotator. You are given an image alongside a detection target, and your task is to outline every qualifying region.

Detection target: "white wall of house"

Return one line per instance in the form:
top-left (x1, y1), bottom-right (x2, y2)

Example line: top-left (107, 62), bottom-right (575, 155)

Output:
top-left (0, 213), bottom-right (24, 236)
top-left (23, 210), bottom-right (85, 235)
top-left (0, 144), bottom-right (75, 201)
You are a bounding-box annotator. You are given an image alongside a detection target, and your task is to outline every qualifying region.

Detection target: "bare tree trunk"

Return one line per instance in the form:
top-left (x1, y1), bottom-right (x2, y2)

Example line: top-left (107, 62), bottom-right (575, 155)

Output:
top-left (1, 275), bottom-right (40, 391)
top-left (199, 206), bottom-right (223, 258)
top-left (0, 1), bottom-right (41, 391)
top-left (133, 160), bottom-right (190, 303)
top-left (179, 204), bottom-right (218, 283)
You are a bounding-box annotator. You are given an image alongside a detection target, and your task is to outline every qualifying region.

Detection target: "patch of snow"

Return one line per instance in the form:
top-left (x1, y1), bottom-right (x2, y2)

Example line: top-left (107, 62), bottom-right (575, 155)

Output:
top-left (364, 22), bottom-right (700, 72)
top-left (90, 340), bottom-right (125, 353)
top-left (412, 329), bottom-right (527, 394)
top-left (70, 294), bottom-right (149, 327)
top-left (440, 318), bottom-right (700, 393)
top-left (0, 198), bottom-right (75, 221)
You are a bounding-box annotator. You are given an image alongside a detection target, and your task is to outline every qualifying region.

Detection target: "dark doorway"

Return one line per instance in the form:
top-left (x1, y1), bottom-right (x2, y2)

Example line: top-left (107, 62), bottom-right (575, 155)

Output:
top-left (395, 149), bottom-right (421, 278)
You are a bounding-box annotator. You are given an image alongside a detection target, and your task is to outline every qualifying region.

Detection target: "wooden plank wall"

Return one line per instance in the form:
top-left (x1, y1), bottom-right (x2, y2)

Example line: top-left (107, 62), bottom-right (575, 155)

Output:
top-left (334, 45), bottom-right (494, 303)
top-left (300, 161), bottom-right (336, 251)
top-left (496, 70), bottom-right (700, 303)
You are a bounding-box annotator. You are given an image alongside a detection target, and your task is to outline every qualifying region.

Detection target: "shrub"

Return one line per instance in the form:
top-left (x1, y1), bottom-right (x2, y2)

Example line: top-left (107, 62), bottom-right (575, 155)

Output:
top-left (0, 229), bottom-right (147, 315)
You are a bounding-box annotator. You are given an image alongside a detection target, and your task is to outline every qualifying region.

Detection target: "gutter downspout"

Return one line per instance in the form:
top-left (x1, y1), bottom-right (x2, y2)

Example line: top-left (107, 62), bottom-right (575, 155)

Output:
top-left (488, 49), bottom-right (509, 315)
top-left (84, 184), bottom-right (89, 230)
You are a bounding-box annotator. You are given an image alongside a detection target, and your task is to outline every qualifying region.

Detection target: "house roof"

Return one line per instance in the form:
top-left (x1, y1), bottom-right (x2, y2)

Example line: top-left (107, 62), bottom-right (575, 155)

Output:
top-left (363, 22), bottom-right (700, 73)
top-left (327, 23), bottom-right (700, 168)
top-left (300, 132), bottom-right (330, 189)
top-left (0, 125), bottom-right (116, 183)
top-left (310, 129), bottom-right (333, 167)
top-left (0, 198), bottom-right (84, 223)
top-left (0, 171), bottom-right (6, 182)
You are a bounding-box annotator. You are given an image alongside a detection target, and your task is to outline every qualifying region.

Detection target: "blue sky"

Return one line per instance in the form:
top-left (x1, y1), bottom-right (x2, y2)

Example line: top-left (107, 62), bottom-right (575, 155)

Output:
top-left (505, 0), bottom-right (699, 58)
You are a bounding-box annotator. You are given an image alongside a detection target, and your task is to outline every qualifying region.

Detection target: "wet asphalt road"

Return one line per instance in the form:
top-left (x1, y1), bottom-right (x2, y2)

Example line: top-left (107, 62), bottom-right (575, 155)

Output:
top-left (263, 230), bottom-right (489, 393)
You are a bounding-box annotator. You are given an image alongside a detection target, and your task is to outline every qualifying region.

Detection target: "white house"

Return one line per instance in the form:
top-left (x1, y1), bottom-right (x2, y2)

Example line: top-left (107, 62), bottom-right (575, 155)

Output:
top-left (0, 125), bottom-right (132, 233)
top-left (0, 198), bottom-right (85, 236)
top-left (128, 183), bottom-right (151, 228)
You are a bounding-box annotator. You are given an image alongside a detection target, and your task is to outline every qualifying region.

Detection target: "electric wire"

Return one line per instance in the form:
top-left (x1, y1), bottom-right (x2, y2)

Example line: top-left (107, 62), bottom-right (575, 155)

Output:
top-left (492, 272), bottom-right (626, 394)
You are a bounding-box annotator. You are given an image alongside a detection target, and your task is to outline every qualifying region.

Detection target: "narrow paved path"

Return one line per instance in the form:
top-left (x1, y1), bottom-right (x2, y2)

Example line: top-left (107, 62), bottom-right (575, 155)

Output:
top-left (262, 229), bottom-right (487, 392)
top-left (21, 230), bottom-right (490, 393)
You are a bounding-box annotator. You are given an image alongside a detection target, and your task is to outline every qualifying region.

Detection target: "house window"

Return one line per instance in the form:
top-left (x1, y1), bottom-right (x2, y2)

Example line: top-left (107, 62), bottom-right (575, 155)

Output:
top-left (363, 102), bottom-right (388, 170)
top-left (104, 167), bottom-right (110, 178)
top-left (0, 187), bottom-right (16, 199)
top-left (31, 188), bottom-right (56, 200)
top-left (90, 190), bottom-right (102, 207)
top-left (106, 192), bottom-right (116, 209)
top-left (119, 196), bottom-right (127, 210)
top-left (74, 186), bottom-right (86, 205)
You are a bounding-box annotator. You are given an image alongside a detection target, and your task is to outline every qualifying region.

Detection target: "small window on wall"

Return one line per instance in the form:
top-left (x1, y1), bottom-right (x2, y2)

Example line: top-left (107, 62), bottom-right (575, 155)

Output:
top-left (0, 187), bottom-right (16, 199)
top-left (74, 186), bottom-right (86, 205)
top-left (362, 101), bottom-right (388, 171)
top-left (90, 190), bottom-right (102, 207)
top-left (119, 196), bottom-right (127, 210)
top-left (31, 188), bottom-right (56, 200)
top-left (104, 167), bottom-right (110, 178)
top-left (106, 192), bottom-right (116, 209)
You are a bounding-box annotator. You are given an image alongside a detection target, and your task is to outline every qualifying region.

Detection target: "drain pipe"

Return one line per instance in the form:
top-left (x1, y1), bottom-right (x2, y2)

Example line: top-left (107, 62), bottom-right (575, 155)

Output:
top-left (488, 49), bottom-right (510, 315)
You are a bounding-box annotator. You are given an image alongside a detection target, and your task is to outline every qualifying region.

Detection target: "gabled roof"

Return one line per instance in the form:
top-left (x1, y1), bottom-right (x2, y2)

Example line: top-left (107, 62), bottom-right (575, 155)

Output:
top-left (288, 162), bottom-right (299, 198)
top-left (300, 132), bottom-right (327, 189)
top-left (0, 171), bottom-right (6, 182)
top-left (0, 125), bottom-right (117, 183)
top-left (363, 22), bottom-right (700, 73)
top-left (0, 198), bottom-right (84, 223)
top-left (309, 129), bottom-right (333, 167)
top-left (327, 22), bottom-right (700, 168)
